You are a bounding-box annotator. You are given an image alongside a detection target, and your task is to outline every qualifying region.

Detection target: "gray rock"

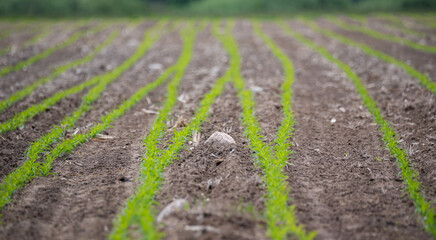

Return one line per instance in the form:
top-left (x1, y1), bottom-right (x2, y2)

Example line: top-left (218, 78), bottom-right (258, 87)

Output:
top-left (205, 131), bottom-right (236, 148)
top-left (157, 199), bottom-right (188, 222)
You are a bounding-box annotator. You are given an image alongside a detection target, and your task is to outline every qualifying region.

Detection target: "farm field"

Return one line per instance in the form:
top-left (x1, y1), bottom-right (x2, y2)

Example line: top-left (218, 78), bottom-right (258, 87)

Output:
top-left (0, 14), bottom-right (435, 239)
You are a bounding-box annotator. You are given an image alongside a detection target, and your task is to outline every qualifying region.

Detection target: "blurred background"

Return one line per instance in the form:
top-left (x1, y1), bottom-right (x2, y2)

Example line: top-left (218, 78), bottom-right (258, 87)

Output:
top-left (0, 0), bottom-right (435, 17)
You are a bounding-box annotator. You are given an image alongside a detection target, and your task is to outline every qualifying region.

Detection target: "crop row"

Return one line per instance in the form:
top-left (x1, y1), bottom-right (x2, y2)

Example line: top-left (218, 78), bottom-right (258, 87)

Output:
top-left (212, 21), bottom-right (315, 240)
top-left (0, 18), bottom-right (435, 239)
top-left (328, 16), bottom-right (436, 54)
top-left (0, 28), bottom-right (119, 114)
top-left (0, 22), bottom-right (27, 42)
top-left (0, 21), bottom-right (99, 77)
top-left (109, 20), bottom-right (316, 240)
top-left (351, 15), bottom-right (432, 41)
top-left (300, 19), bottom-right (436, 96)
top-left (109, 21), bottom-right (204, 239)
top-left (278, 20), bottom-right (436, 236)
top-left (0, 20), bottom-right (170, 212)
top-left (0, 24), bottom-right (145, 134)
top-left (0, 22), bottom-right (54, 57)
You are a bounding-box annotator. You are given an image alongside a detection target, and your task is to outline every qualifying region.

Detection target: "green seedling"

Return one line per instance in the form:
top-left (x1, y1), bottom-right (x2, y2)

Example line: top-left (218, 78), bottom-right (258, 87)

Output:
top-left (300, 19), bottom-right (436, 96)
top-left (279, 20), bottom-right (436, 237)
top-left (328, 16), bottom-right (436, 54)
top-left (110, 22), bottom-right (212, 239)
top-left (0, 20), bottom-right (170, 212)
top-left (214, 20), bottom-right (315, 240)
top-left (0, 22), bottom-right (99, 77)
top-left (0, 28), bottom-right (119, 114)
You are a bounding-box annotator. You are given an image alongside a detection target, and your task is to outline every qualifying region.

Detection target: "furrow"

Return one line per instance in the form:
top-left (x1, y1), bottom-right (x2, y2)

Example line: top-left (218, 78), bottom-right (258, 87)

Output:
top-left (109, 22), bottom-right (206, 240)
top-left (279, 20), bottom-right (436, 237)
top-left (0, 22), bottom-right (53, 57)
top-left (213, 20), bottom-right (315, 240)
top-left (328, 17), bottom-right (436, 53)
top-left (0, 22), bottom-right (99, 78)
top-left (254, 21), bottom-right (314, 239)
top-left (0, 23), bottom-right (166, 135)
top-left (0, 29), bottom-right (119, 115)
top-left (21, 22), bottom-right (55, 49)
top-left (0, 20), bottom-right (170, 211)
top-left (301, 20), bottom-right (436, 96)
top-left (360, 15), bottom-right (435, 41)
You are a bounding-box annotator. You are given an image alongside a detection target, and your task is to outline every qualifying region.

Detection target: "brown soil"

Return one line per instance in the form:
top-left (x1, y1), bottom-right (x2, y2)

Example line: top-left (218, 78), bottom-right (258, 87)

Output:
top-left (0, 25), bottom-right (124, 101)
top-left (289, 19), bottom-right (436, 210)
top-left (0, 24), bottom-right (176, 239)
top-left (401, 17), bottom-right (436, 35)
top-left (156, 25), bottom-right (267, 240)
top-left (234, 20), bottom-right (283, 144)
top-left (318, 19), bottom-right (436, 83)
top-left (0, 23), bottom-right (92, 68)
top-left (1, 19), bottom-right (435, 240)
top-left (281, 20), bottom-right (433, 239)
top-left (74, 24), bottom-right (180, 130)
top-left (0, 24), bottom-right (148, 181)
top-left (340, 16), bottom-right (436, 47)
top-left (0, 27), bottom-right (36, 51)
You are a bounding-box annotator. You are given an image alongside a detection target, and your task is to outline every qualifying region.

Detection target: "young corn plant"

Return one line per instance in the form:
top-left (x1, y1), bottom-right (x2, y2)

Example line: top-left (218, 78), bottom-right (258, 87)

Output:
top-left (213, 20), bottom-right (316, 240)
top-left (22, 24), bottom-right (54, 48)
top-left (0, 22), bottom-right (27, 42)
top-left (408, 14), bottom-right (436, 29)
top-left (0, 22), bottom-right (100, 78)
top-left (354, 14), bottom-right (432, 40)
top-left (254, 20), bottom-right (317, 239)
top-left (0, 20), bottom-right (170, 212)
top-left (0, 22), bottom-right (171, 135)
top-left (0, 29), bottom-right (120, 114)
top-left (278, 20), bottom-right (436, 237)
top-left (328, 16), bottom-right (436, 54)
top-left (0, 22), bottom-right (54, 57)
top-left (109, 22), bottom-right (212, 240)
top-left (300, 19), bottom-right (436, 95)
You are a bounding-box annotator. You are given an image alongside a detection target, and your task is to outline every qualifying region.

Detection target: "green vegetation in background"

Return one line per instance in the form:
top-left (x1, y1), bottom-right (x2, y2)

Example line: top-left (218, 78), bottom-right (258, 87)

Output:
top-left (0, 20), bottom-right (170, 213)
top-left (328, 17), bottom-right (436, 53)
top-left (279, 20), bottom-right (436, 237)
top-left (0, 0), bottom-right (147, 17)
top-left (300, 20), bottom-right (436, 95)
top-left (0, 28), bottom-right (118, 114)
top-left (1, 0), bottom-right (436, 17)
top-left (110, 22), bottom-right (202, 239)
top-left (214, 20), bottom-right (315, 239)
top-left (0, 22), bottom-right (96, 77)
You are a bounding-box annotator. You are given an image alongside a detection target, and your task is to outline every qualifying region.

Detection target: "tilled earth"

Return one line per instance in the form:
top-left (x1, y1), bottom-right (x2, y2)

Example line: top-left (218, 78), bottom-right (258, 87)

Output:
top-left (0, 17), bottom-right (436, 240)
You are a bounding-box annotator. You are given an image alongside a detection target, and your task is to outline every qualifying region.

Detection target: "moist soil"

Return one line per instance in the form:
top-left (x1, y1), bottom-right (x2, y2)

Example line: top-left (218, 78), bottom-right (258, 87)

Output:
top-left (350, 17), bottom-right (436, 47)
top-left (234, 21), bottom-right (283, 144)
top-left (156, 25), bottom-right (267, 240)
top-left (0, 27), bottom-right (36, 51)
top-left (0, 22), bottom-right (174, 239)
top-left (266, 21), bottom-right (432, 239)
top-left (318, 19), bottom-right (436, 83)
top-left (0, 23), bottom-right (93, 68)
top-left (290, 19), bottom-right (436, 212)
top-left (0, 20), bottom-right (435, 240)
top-left (401, 17), bottom-right (436, 35)
top-left (0, 23), bottom-right (149, 181)
top-left (0, 24), bottom-right (126, 100)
